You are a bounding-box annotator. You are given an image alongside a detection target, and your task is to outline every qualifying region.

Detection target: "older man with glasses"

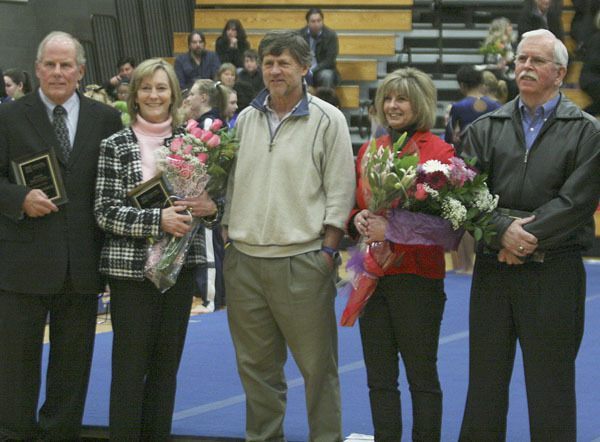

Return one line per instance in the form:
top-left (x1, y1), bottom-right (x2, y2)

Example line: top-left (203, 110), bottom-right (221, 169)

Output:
top-left (458, 29), bottom-right (600, 441)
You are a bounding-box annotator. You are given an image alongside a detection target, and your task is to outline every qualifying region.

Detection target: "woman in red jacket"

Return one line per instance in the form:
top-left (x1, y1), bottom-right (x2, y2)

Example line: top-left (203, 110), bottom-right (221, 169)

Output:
top-left (349, 68), bottom-right (454, 442)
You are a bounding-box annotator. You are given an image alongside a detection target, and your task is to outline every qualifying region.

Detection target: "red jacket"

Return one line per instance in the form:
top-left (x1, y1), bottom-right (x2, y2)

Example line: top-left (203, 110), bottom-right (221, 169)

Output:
top-left (348, 131), bottom-right (455, 279)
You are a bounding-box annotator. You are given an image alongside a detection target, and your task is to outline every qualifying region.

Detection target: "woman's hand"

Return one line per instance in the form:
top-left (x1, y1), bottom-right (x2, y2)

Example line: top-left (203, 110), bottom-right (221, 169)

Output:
top-left (161, 205), bottom-right (193, 237)
top-left (175, 191), bottom-right (217, 218)
top-left (354, 209), bottom-right (371, 237)
top-left (365, 214), bottom-right (387, 243)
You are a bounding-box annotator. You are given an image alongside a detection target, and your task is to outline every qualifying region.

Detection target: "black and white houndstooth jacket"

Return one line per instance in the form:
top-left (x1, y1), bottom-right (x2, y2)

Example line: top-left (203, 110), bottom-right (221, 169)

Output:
top-left (94, 126), bottom-right (208, 280)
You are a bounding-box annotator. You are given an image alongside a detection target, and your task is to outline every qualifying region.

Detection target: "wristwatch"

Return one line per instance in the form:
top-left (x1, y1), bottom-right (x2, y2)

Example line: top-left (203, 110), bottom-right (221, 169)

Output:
top-left (321, 246), bottom-right (342, 266)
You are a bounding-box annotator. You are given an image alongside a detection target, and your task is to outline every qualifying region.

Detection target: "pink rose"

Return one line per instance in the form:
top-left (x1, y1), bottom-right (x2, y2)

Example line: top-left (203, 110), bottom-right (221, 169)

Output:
top-left (179, 165), bottom-right (193, 178)
top-left (200, 131), bottom-right (214, 143)
top-left (206, 134), bottom-right (221, 149)
top-left (197, 153), bottom-right (208, 164)
top-left (170, 138), bottom-right (184, 149)
top-left (189, 126), bottom-right (204, 139)
top-left (210, 119), bottom-right (224, 131)
top-left (168, 154), bottom-right (184, 162)
top-left (415, 183), bottom-right (428, 201)
top-left (183, 144), bottom-right (193, 155)
top-left (186, 119), bottom-right (199, 132)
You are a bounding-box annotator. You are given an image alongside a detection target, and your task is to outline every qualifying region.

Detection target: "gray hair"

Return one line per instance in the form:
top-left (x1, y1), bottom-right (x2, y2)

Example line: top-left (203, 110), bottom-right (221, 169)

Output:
top-left (258, 30), bottom-right (311, 68)
top-left (36, 31), bottom-right (86, 66)
top-left (517, 29), bottom-right (568, 67)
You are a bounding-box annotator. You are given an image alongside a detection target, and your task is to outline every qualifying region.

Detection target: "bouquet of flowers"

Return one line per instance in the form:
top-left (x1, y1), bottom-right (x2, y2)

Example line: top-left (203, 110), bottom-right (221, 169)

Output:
top-left (144, 119), bottom-right (238, 292)
top-left (340, 130), bottom-right (498, 326)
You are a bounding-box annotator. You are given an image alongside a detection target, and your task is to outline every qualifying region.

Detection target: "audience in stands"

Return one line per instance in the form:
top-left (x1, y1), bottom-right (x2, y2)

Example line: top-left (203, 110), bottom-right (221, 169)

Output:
top-left (349, 67), bottom-right (455, 442)
top-left (102, 56), bottom-right (135, 101)
top-left (481, 69), bottom-right (509, 103)
top-left (216, 62), bottom-right (236, 88)
top-left (83, 84), bottom-right (111, 104)
top-left (445, 66), bottom-right (501, 147)
top-left (299, 7), bottom-right (340, 88)
top-left (0, 69), bottom-right (6, 103)
top-left (215, 19), bottom-right (250, 68)
top-left (232, 79), bottom-right (255, 114)
top-left (236, 49), bottom-right (263, 96)
top-left (223, 30), bottom-right (355, 442)
top-left (3, 68), bottom-right (32, 101)
top-left (94, 58), bottom-right (220, 440)
top-left (459, 29), bottom-right (600, 442)
top-left (570, 0), bottom-right (600, 57)
top-left (517, 0), bottom-right (564, 41)
top-left (175, 30), bottom-right (221, 92)
top-left (579, 11), bottom-right (600, 114)
top-left (223, 86), bottom-right (238, 128)
top-left (0, 31), bottom-right (122, 441)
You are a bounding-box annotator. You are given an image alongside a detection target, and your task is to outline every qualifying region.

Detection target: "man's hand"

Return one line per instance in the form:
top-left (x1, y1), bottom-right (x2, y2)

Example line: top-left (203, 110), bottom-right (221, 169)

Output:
top-left (498, 248), bottom-right (525, 265)
top-left (22, 189), bottom-right (58, 218)
top-left (500, 215), bottom-right (538, 257)
top-left (160, 205), bottom-right (193, 237)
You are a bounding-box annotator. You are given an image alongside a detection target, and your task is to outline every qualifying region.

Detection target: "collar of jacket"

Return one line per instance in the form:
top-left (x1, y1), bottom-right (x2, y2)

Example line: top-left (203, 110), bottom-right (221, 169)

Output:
top-left (490, 93), bottom-right (583, 121)
top-left (249, 86), bottom-right (310, 118)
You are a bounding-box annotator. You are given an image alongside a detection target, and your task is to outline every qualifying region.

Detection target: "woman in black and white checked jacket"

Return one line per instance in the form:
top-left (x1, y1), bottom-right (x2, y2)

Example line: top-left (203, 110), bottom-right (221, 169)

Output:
top-left (94, 58), bottom-right (219, 441)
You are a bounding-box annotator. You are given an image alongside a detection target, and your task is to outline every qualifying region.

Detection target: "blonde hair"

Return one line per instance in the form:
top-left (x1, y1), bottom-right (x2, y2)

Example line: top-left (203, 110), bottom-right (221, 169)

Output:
top-left (84, 84), bottom-right (111, 104)
top-left (481, 70), bottom-right (508, 103)
top-left (373, 68), bottom-right (437, 131)
top-left (127, 58), bottom-right (182, 128)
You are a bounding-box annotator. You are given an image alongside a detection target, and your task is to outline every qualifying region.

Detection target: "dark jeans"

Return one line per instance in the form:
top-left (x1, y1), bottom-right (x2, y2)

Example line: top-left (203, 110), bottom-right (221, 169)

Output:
top-left (359, 273), bottom-right (446, 442)
top-left (459, 252), bottom-right (585, 442)
top-left (0, 289), bottom-right (97, 441)
top-left (108, 269), bottom-right (195, 441)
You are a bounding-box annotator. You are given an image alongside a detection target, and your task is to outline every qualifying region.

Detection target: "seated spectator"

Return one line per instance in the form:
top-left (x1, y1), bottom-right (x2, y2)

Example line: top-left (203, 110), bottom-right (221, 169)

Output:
top-left (579, 10), bottom-right (600, 114)
top-left (115, 79), bottom-right (130, 102)
top-left (571, 0), bottom-right (600, 57)
top-left (0, 69), bottom-right (7, 103)
top-left (83, 84), bottom-right (111, 104)
top-left (236, 49), bottom-right (263, 96)
top-left (314, 86), bottom-right (340, 108)
top-left (3, 68), bottom-right (32, 101)
top-left (299, 7), bottom-right (340, 88)
top-left (518, 0), bottom-right (564, 41)
top-left (481, 70), bottom-right (509, 104)
top-left (216, 62), bottom-right (236, 88)
top-left (233, 80), bottom-right (255, 113)
top-left (215, 19), bottom-right (250, 68)
top-left (175, 31), bottom-right (221, 92)
top-left (445, 66), bottom-right (501, 148)
top-left (223, 87), bottom-right (238, 128)
top-left (102, 56), bottom-right (135, 101)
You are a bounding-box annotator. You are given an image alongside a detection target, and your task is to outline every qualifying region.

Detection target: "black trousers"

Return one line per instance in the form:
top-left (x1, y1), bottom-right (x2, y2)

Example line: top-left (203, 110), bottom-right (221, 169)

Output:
top-left (0, 289), bottom-right (97, 441)
top-left (459, 252), bottom-right (586, 442)
top-left (108, 269), bottom-right (195, 442)
top-left (359, 273), bottom-right (446, 442)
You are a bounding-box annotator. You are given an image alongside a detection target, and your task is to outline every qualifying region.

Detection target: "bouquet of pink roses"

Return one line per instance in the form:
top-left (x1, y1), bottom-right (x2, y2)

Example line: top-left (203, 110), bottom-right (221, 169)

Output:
top-left (144, 119), bottom-right (238, 292)
top-left (341, 129), bottom-right (497, 326)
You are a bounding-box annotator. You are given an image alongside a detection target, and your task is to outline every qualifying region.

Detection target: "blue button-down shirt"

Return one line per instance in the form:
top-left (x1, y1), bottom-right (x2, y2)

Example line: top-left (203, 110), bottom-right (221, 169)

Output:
top-left (519, 94), bottom-right (560, 150)
top-left (174, 51), bottom-right (221, 91)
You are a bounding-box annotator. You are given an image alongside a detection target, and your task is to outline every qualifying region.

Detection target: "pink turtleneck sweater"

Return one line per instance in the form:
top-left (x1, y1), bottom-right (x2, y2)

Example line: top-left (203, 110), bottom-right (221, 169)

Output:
top-left (131, 115), bottom-right (173, 182)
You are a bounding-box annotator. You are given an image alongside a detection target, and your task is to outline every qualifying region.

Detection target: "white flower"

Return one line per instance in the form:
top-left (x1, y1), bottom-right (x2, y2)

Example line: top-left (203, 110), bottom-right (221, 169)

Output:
top-left (441, 197), bottom-right (467, 230)
top-left (473, 188), bottom-right (499, 213)
top-left (423, 183), bottom-right (439, 199)
top-left (421, 160), bottom-right (450, 176)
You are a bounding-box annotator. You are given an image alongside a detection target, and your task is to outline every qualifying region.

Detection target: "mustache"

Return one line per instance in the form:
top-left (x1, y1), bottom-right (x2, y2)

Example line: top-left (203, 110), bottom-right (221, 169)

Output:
top-left (519, 71), bottom-right (538, 81)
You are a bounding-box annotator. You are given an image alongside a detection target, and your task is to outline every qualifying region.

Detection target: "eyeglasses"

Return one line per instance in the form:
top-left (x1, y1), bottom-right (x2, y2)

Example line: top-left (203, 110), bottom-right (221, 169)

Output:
top-left (515, 54), bottom-right (558, 67)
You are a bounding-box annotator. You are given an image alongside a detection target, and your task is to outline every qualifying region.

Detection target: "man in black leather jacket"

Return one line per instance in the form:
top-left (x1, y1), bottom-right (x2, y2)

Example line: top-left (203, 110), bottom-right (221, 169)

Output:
top-left (459, 29), bottom-right (600, 442)
top-left (299, 7), bottom-right (340, 88)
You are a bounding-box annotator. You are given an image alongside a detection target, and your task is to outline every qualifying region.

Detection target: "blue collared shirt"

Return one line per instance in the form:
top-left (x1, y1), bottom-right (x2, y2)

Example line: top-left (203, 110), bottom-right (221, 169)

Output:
top-left (519, 94), bottom-right (560, 150)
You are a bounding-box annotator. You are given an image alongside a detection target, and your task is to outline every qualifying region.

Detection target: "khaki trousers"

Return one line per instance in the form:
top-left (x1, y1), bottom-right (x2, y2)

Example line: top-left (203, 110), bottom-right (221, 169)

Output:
top-left (225, 245), bottom-right (342, 442)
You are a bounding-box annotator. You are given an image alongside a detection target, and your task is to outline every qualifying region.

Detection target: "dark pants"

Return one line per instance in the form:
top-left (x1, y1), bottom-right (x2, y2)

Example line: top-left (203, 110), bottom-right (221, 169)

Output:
top-left (108, 269), bottom-right (195, 442)
top-left (459, 252), bottom-right (586, 442)
top-left (359, 273), bottom-right (446, 442)
top-left (0, 289), bottom-right (97, 441)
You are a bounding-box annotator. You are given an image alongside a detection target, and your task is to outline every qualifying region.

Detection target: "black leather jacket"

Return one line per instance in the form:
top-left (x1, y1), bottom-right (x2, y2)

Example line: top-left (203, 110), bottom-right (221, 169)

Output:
top-left (461, 94), bottom-right (600, 253)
